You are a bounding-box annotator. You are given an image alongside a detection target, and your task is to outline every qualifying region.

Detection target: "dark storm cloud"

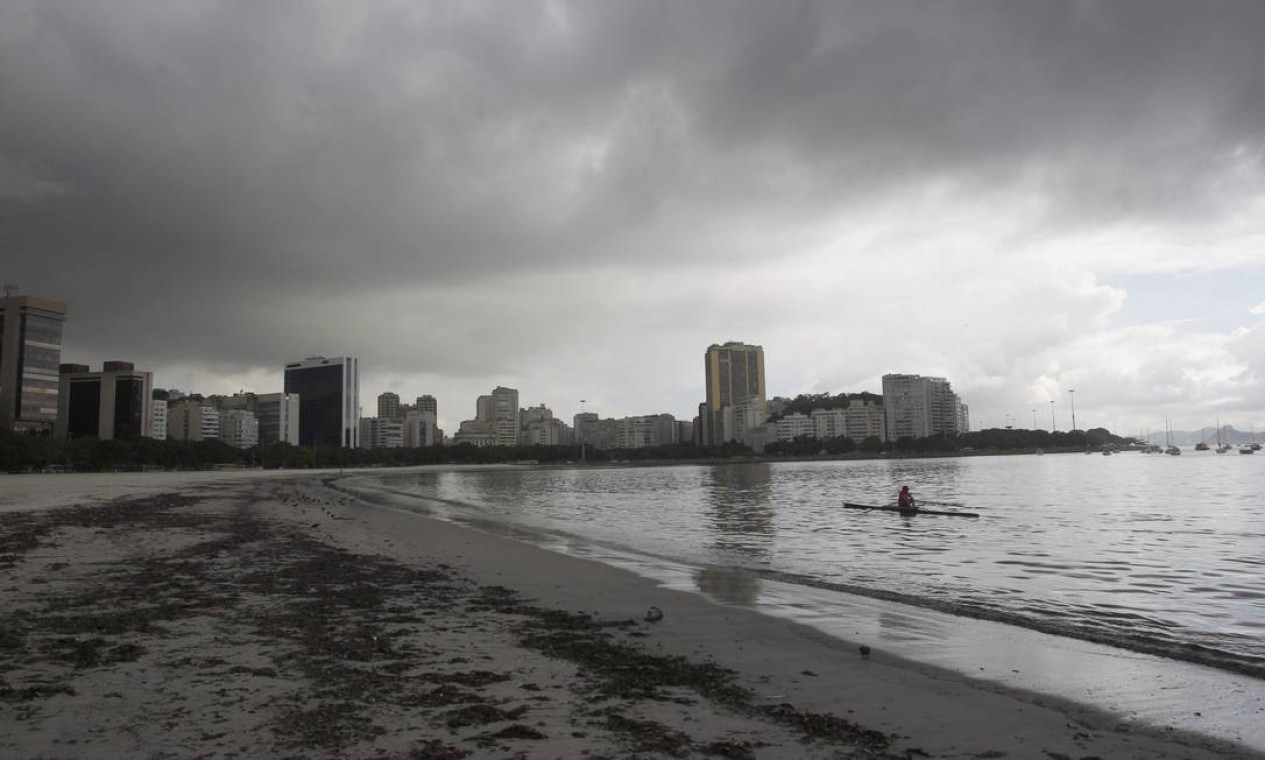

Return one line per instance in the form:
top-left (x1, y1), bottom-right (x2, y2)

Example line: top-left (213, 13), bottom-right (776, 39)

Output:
top-left (2, 0), bottom-right (1263, 372)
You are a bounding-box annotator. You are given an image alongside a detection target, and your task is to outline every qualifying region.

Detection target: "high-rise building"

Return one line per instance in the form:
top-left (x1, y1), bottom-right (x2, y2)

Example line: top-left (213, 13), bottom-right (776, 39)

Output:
top-left (151, 396), bottom-right (168, 440)
top-left (377, 392), bottom-right (401, 420)
top-left (416, 395), bottom-right (437, 417)
top-left (55, 361), bottom-right (153, 440)
top-left (283, 356), bottom-right (359, 448)
top-left (0, 295), bottom-right (68, 433)
top-left (882, 373), bottom-right (963, 441)
top-left (458, 387), bottom-right (518, 446)
top-left (702, 341), bottom-right (766, 445)
top-left (490, 386), bottom-right (519, 446)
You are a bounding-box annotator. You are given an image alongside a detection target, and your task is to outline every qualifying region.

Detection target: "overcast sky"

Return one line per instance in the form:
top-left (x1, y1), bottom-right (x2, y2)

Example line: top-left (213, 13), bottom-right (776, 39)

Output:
top-left (4, 0), bottom-right (1264, 436)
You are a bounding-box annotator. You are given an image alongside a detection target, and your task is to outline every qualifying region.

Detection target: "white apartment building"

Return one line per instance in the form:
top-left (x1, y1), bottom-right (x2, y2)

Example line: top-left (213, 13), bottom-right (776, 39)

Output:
top-left (722, 395), bottom-right (768, 444)
top-left (490, 387), bottom-right (519, 446)
top-left (775, 413), bottom-right (815, 442)
top-left (808, 401), bottom-right (887, 442)
top-left (613, 414), bottom-right (678, 449)
top-left (219, 409), bottom-right (259, 449)
top-left (882, 373), bottom-right (963, 441)
top-left (151, 398), bottom-right (168, 440)
top-left (359, 417), bottom-right (405, 449)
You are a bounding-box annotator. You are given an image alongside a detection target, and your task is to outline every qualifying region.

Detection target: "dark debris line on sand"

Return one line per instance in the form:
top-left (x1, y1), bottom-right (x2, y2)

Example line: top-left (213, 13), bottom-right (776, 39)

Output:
top-left (0, 488), bottom-right (919, 759)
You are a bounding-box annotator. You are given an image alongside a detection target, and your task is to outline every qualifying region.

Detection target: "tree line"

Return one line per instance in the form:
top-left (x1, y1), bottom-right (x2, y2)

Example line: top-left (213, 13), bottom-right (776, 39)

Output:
top-left (1, 426), bottom-right (1132, 474)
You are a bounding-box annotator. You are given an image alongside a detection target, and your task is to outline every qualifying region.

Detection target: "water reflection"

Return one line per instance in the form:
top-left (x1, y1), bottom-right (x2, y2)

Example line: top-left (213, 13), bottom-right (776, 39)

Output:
top-left (704, 463), bottom-right (775, 560)
top-left (694, 565), bottom-right (762, 605)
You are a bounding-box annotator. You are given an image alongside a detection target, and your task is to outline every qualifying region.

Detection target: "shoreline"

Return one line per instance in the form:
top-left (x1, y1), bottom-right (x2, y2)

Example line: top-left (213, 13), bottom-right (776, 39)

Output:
top-left (1, 471), bottom-right (1261, 758)
top-left (339, 472), bottom-right (1265, 753)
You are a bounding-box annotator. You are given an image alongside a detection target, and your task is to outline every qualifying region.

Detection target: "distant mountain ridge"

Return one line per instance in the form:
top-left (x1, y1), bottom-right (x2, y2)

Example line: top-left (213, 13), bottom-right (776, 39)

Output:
top-left (1141, 426), bottom-right (1261, 446)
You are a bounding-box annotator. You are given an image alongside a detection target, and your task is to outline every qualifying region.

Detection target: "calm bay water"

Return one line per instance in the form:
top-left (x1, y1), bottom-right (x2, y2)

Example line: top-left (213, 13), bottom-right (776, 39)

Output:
top-left (357, 452), bottom-right (1265, 678)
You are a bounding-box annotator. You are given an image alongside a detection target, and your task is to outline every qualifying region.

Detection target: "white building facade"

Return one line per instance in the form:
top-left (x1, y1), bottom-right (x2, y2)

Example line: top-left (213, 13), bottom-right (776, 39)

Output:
top-left (219, 409), bottom-right (259, 449)
top-left (151, 397), bottom-right (168, 440)
top-left (882, 374), bottom-right (964, 441)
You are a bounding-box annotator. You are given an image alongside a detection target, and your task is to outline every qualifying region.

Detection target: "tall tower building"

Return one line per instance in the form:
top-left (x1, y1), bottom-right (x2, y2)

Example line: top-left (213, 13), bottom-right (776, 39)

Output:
top-left (283, 356), bottom-right (360, 448)
top-left (416, 395), bottom-right (437, 417)
top-left (377, 391), bottom-right (401, 420)
top-left (702, 342), bottom-right (766, 445)
top-left (882, 373), bottom-right (963, 441)
top-left (490, 386), bottom-right (520, 446)
top-left (0, 295), bottom-right (68, 433)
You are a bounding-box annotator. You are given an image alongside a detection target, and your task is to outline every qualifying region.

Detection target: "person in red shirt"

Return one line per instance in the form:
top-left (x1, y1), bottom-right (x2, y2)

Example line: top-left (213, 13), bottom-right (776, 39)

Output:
top-left (897, 485), bottom-right (916, 510)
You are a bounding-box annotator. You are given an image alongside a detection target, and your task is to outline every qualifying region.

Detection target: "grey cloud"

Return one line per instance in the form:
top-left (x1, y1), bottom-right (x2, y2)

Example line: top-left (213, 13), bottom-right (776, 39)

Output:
top-left (2, 0), bottom-right (1264, 399)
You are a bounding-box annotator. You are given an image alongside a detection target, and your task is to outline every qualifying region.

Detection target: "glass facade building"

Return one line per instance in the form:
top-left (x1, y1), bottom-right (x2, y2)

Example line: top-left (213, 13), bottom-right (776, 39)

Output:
top-left (55, 361), bottom-right (153, 440)
top-left (284, 357), bottom-right (359, 448)
top-left (0, 296), bottom-right (68, 432)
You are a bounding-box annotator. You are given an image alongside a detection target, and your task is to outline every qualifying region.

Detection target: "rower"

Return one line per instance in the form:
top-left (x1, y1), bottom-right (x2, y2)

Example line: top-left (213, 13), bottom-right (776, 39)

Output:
top-left (897, 485), bottom-right (916, 510)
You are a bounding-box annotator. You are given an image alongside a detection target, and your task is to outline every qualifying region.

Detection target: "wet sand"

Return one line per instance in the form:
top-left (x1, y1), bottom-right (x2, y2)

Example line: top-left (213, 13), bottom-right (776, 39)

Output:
top-left (1, 470), bottom-right (1260, 759)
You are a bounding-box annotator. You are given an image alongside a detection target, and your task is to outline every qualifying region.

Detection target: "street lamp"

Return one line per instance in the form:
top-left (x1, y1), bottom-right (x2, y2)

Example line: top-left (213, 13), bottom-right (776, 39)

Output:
top-left (1049, 400), bottom-right (1056, 432)
top-left (579, 399), bottom-right (587, 462)
top-left (1069, 389), bottom-right (1077, 432)
top-left (1031, 408), bottom-right (1038, 429)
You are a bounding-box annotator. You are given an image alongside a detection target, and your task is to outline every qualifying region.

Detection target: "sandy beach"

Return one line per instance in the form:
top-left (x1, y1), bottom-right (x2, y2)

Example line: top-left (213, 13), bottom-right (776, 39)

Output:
top-left (1, 470), bottom-right (1260, 759)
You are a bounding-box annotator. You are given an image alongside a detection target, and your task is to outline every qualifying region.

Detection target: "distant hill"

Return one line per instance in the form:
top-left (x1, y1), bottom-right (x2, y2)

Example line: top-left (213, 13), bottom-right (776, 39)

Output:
top-left (1141, 426), bottom-right (1261, 446)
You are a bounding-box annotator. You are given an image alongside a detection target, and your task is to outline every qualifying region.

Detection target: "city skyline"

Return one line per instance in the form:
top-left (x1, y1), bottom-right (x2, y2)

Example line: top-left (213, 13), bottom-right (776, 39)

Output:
top-left (4, 3), bottom-right (1263, 436)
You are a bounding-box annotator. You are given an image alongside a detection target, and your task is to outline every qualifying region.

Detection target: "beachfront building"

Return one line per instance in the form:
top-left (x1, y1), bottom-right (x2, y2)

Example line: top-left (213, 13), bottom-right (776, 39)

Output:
top-left (55, 361), bottom-right (154, 440)
top-left (214, 392), bottom-right (300, 445)
top-left (489, 387), bottom-right (519, 446)
top-left (377, 392), bottom-right (401, 420)
top-left (775, 413), bottom-right (815, 442)
top-left (882, 373), bottom-right (964, 441)
top-left (283, 356), bottom-right (359, 448)
top-left (219, 409), bottom-right (259, 449)
top-left (0, 294), bottom-right (68, 433)
top-left (809, 402), bottom-right (887, 442)
top-left (701, 341), bottom-right (767, 446)
top-left (459, 386), bottom-right (519, 447)
top-left (613, 414), bottom-right (678, 449)
top-left (167, 399), bottom-right (220, 442)
top-left (521, 404), bottom-right (567, 446)
top-left (722, 395), bottom-right (769, 448)
top-left (151, 395), bottom-right (168, 440)
top-left (452, 419), bottom-right (495, 447)
top-left (359, 416), bottom-right (404, 449)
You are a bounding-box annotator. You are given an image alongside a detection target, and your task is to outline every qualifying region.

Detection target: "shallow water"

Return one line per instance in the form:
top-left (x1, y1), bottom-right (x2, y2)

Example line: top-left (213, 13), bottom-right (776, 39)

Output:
top-left (359, 452), bottom-right (1265, 679)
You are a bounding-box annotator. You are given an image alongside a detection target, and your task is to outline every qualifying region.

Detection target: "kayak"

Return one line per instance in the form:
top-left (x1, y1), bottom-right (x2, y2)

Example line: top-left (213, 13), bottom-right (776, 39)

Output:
top-left (842, 502), bottom-right (980, 518)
